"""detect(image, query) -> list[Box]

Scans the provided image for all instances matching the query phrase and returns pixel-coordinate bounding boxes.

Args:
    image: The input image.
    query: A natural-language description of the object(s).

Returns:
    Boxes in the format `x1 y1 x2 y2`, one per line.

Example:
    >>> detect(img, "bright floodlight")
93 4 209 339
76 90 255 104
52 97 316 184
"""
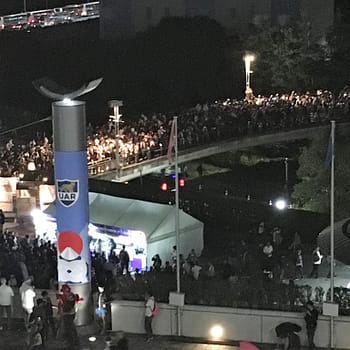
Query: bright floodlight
88 336 97 342
275 199 287 210
210 324 224 339
27 161 36 171
62 97 74 105
244 54 255 63
31 208 43 220
243 53 255 100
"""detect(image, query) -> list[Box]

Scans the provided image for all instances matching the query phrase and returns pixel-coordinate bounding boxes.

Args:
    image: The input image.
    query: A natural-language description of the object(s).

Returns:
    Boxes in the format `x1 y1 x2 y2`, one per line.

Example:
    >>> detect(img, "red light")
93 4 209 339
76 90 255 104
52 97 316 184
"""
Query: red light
160 182 168 191
179 179 185 187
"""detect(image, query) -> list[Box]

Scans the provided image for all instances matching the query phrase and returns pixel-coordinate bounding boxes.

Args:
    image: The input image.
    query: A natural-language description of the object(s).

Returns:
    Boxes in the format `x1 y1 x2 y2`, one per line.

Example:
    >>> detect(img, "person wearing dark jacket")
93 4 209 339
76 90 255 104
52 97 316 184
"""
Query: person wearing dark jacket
284 332 301 350
304 301 319 348
0 209 5 234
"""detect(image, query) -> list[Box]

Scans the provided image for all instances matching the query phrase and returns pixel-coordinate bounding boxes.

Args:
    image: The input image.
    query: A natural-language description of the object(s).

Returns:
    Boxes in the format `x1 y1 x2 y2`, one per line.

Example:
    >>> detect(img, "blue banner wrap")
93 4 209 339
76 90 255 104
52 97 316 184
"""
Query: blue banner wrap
55 151 90 285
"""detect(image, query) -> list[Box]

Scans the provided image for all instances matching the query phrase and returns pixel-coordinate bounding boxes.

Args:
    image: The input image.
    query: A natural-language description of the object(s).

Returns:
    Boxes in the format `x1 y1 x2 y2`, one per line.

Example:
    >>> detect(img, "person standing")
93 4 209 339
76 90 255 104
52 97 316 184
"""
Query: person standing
144 291 155 342
30 299 47 345
57 284 79 349
0 209 5 234
119 245 130 274
41 290 56 339
284 332 301 350
295 249 304 279
310 247 323 278
0 277 14 330
95 286 107 335
304 301 319 348
19 277 36 329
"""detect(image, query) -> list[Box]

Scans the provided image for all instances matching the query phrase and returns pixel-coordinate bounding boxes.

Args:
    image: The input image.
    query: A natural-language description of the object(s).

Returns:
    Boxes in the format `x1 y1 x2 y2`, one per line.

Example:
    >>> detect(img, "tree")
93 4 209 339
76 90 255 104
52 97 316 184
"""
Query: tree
292 128 350 220
243 20 326 93
325 20 350 91
105 16 233 112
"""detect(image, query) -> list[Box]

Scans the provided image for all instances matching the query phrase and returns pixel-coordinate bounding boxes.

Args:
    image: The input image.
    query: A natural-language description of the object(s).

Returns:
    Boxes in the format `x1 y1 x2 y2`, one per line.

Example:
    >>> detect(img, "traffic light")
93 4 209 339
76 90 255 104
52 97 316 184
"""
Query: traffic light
179 178 185 187
160 182 169 191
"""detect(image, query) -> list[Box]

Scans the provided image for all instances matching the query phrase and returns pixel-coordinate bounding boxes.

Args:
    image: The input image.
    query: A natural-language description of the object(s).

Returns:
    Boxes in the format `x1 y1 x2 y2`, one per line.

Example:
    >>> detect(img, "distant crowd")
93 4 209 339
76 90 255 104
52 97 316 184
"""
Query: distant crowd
1 87 350 178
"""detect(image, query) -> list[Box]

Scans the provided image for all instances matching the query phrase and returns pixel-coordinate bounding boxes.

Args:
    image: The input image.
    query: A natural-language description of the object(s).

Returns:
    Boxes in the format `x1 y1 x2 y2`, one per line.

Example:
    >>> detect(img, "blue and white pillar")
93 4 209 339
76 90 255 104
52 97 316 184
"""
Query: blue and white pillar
53 100 91 325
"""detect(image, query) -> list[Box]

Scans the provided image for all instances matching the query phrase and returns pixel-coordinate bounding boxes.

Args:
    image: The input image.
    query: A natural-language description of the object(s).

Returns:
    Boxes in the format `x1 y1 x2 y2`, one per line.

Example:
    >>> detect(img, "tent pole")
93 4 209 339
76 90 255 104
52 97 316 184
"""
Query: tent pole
174 116 181 337
330 120 335 348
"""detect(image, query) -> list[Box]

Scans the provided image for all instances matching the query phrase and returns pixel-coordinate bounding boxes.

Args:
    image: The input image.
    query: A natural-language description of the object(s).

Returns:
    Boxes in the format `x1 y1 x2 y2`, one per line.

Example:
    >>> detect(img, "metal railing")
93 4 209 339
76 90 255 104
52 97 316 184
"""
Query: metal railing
0 1 99 31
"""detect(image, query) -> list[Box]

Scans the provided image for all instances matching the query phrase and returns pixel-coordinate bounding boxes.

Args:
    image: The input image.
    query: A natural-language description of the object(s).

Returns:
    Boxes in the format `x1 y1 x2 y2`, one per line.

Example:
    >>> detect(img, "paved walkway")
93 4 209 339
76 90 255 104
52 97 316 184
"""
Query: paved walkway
0 329 243 350
0 326 343 350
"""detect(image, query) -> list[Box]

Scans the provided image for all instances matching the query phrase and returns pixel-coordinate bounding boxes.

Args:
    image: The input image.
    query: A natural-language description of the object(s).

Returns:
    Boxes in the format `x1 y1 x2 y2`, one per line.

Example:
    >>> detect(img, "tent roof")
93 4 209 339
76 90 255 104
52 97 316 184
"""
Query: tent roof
45 192 203 242
318 218 350 264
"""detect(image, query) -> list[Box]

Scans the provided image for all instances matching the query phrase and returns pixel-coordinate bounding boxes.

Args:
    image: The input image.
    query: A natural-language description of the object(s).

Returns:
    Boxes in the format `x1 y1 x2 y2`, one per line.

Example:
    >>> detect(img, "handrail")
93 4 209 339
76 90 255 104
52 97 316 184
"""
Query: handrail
0 1 100 31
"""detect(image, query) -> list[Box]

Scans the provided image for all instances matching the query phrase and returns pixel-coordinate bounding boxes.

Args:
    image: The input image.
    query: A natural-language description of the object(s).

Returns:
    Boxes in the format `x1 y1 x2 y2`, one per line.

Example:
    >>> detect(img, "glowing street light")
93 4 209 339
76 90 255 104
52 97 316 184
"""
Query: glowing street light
244 53 255 100
275 199 287 210
109 100 124 176
210 324 224 339
27 161 36 172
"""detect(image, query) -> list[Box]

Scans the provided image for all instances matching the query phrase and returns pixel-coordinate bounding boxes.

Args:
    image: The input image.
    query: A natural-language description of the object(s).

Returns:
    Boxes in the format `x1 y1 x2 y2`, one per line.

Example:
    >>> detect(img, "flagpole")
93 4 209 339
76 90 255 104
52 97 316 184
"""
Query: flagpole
330 120 335 348
173 116 181 336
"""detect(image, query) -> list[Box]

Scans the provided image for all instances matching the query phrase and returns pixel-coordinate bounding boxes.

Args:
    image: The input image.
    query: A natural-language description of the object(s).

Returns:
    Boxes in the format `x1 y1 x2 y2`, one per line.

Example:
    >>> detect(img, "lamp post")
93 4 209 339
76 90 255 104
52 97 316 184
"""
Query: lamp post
284 157 289 191
244 53 255 100
108 100 123 176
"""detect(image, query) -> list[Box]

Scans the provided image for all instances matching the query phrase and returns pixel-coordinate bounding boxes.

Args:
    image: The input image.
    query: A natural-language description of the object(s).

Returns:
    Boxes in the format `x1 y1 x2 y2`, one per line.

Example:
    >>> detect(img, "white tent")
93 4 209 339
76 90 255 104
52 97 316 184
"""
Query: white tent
45 192 204 266
318 218 350 265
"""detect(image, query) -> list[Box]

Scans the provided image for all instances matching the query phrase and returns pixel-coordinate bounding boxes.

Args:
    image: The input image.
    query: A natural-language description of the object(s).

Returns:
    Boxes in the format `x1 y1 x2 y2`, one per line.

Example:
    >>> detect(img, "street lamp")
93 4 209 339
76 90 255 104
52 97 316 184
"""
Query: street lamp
108 100 123 175
27 161 36 172
243 53 255 100
284 157 289 191
275 199 287 210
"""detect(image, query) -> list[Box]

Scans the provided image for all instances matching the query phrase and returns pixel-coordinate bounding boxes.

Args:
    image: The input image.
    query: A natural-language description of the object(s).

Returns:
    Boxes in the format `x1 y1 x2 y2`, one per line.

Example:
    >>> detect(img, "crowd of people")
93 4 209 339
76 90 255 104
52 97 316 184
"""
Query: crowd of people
0 88 350 348
1 87 350 178
0 212 348 349
109 223 336 314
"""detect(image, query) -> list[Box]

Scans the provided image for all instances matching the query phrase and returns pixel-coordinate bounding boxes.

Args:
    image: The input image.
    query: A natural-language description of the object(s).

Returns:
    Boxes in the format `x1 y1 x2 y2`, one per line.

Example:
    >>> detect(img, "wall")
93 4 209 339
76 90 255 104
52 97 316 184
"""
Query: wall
111 300 350 349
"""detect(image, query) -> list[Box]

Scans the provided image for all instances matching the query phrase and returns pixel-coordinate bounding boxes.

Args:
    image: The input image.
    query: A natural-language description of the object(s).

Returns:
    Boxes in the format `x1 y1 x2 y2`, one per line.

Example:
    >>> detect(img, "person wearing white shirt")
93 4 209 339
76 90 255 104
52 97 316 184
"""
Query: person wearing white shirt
263 242 274 258
192 262 202 280
0 277 14 329
144 291 155 342
310 247 323 278
19 278 36 328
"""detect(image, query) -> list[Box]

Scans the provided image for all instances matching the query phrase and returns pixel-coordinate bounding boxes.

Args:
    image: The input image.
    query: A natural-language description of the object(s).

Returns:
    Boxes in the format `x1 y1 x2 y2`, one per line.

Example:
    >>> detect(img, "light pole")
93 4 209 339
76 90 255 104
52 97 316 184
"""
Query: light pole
244 53 255 100
284 157 289 206
284 157 289 191
108 100 123 176
24 0 27 12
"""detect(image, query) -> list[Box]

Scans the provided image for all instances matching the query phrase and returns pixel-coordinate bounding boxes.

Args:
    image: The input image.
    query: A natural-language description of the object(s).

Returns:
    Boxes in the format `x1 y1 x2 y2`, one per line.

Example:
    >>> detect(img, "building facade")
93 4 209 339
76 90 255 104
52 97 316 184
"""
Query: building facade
100 0 334 39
